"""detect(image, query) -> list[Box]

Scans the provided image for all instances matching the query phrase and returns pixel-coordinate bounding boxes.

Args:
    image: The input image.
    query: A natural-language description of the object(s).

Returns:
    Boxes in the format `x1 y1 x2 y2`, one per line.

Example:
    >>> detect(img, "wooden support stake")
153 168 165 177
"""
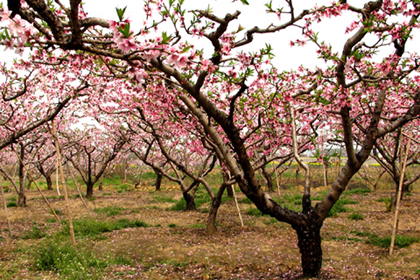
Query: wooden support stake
1 178 12 237
12 148 60 222
49 121 76 245
390 131 412 255
66 161 89 210
231 184 244 227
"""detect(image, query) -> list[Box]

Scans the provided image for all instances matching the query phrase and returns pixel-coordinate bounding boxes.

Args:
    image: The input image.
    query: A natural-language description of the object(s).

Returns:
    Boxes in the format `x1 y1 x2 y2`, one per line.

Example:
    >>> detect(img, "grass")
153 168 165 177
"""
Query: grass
168 223 177 227
33 238 131 279
328 198 358 217
345 188 372 195
348 213 364 220
376 197 392 211
61 218 149 238
246 207 266 217
6 201 17 207
350 231 419 248
367 234 419 248
153 195 177 203
188 223 206 229
93 206 125 216
21 225 47 240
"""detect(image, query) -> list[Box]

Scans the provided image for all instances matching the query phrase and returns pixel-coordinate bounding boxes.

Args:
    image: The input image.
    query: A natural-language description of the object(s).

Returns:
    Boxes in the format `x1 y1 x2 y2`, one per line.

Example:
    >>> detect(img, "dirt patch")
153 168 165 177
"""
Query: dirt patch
0 187 419 279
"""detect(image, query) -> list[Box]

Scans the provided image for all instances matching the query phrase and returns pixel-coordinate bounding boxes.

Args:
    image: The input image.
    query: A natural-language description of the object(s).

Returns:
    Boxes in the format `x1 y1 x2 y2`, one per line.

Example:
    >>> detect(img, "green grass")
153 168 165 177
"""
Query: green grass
246 207 267 217
61 218 149 238
376 197 392 211
345 188 372 195
168 198 186 211
93 206 125 216
102 192 112 196
348 213 364 220
328 198 358 217
51 208 62 215
6 201 17 207
33 238 131 279
153 195 177 203
168 223 177 228
21 225 47 240
239 197 253 204
188 223 206 229
367 234 419 248
331 236 363 242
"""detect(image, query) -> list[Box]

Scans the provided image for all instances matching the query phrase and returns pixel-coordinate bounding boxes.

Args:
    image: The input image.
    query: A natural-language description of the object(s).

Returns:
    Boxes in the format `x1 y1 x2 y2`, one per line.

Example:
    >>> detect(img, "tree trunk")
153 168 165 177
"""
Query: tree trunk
155 172 162 191
46 175 53 190
261 165 274 192
294 220 323 277
98 176 104 191
183 191 196 211
86 182 94 198
207 184 227 234
226 183 234 197
18 148 26 207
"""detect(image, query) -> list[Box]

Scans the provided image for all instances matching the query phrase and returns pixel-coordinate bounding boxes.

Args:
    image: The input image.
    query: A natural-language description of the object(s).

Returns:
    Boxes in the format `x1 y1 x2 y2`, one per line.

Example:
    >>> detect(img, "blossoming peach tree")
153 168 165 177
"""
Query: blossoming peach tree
2 0 420 276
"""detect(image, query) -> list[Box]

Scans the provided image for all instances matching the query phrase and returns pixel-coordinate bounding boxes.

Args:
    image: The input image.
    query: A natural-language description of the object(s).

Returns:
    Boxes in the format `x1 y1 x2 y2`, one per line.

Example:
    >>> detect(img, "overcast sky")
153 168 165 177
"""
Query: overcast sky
1 1 419 71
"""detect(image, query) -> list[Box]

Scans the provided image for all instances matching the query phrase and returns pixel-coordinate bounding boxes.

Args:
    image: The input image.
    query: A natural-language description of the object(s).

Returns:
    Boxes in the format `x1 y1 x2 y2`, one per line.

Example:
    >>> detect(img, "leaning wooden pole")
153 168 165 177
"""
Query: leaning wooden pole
48 121 76 245
0 179 12 237
12 148 60 222
389 132 412 255
275 164 281 197
231 184 244 227
66 161 89 210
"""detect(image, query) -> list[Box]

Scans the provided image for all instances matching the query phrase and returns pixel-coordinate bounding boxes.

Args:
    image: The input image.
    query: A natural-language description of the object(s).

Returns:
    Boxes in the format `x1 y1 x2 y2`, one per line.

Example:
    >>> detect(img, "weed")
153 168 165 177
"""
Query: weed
93 206 125 217
61 218 148 238
21 225 46 240
51 208 62 215
168 198 186 211
351 230 371 237
239 197 253 204
376 197 392 211
47 218 56 223
168 223 177 228
201 208 209 213
328 198 358 217
33 238 122 279
189 223 206 229
348 213 364 220
161 259 188 267
8 196 17 202
6 202 17 207
367 234 419 248
102 192 112 196
246 207 265 217
153 195 177 203
331 236 363 242
345 188 372 195
263 218 278 225
87 196 96 201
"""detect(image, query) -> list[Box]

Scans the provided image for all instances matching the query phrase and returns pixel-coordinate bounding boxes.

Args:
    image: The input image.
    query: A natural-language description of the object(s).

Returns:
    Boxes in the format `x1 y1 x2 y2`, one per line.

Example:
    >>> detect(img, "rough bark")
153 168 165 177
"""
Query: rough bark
207 183 227 234
261 165 274 192
183 191 196 211
153 167 163 191
86 181 94 198
294 218 323 277
45 174 53 190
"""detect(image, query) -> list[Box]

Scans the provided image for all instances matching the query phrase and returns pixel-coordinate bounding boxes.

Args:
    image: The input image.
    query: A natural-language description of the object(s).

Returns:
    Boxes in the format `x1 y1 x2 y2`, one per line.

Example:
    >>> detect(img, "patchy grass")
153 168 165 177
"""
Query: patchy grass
21 225 47 240
93 206 125 217
6 201 17 207
348 213 364 220
33 238 131 279
367 234 419 248
328 198 358 217
60 218 149 239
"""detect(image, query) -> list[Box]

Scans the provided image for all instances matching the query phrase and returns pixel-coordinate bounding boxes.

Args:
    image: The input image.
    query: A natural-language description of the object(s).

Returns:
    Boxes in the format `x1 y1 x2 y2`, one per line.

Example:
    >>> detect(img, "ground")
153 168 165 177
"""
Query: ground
0 180 419 279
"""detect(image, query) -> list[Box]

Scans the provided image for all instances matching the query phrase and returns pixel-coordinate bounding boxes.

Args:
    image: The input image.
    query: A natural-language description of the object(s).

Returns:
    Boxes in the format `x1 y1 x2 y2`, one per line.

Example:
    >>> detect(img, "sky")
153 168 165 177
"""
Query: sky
1 0 419 71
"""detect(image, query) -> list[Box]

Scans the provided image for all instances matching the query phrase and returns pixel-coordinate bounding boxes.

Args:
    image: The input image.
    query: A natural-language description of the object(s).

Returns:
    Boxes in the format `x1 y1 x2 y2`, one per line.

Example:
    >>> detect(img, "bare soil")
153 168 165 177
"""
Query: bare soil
0 183 419 279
